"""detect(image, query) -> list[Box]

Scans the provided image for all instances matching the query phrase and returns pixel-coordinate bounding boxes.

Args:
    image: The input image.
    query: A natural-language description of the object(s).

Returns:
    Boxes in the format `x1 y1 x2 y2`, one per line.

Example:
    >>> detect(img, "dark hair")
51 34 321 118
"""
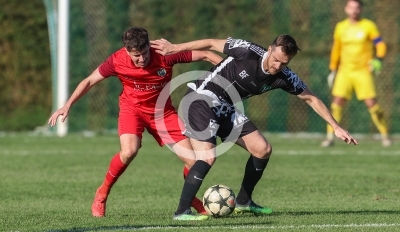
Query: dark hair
271 34 301 56
347 0 363 7
122 27 149 52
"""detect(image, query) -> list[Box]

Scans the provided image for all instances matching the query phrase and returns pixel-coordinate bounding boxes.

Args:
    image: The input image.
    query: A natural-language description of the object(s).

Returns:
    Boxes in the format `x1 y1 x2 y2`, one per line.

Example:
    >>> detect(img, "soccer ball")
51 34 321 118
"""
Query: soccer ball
202 184 236 217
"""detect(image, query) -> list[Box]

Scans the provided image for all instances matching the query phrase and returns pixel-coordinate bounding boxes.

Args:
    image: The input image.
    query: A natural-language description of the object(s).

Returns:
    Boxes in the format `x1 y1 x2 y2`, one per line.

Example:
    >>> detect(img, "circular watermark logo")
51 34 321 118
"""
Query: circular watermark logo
155 70 246 161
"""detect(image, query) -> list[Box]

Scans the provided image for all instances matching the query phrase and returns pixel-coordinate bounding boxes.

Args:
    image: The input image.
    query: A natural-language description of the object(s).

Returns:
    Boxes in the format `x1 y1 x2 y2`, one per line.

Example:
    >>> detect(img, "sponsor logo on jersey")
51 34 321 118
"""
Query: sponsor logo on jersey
357 31 365 39
259 84 272 93
241 94 253 101
229 39 251 49
157 68 167 77
239 70 249 79
132 81 167 92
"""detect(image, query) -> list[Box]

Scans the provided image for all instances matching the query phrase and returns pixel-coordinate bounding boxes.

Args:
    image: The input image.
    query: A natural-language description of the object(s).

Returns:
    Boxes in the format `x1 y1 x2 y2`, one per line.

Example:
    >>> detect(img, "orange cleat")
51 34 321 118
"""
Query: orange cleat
191 197 207 215
91 188 108 217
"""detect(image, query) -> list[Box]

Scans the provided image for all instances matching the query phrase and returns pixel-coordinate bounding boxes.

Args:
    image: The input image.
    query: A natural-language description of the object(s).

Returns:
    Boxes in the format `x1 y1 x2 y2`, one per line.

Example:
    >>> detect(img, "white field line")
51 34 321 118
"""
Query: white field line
110 223 400 231
273 150 400 156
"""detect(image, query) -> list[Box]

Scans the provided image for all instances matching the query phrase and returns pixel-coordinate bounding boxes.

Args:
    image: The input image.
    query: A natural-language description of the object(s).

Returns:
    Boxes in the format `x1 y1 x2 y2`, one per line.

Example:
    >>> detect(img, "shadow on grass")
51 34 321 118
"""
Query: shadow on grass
47 210 400 232
271 209 400 216
47 221 272 232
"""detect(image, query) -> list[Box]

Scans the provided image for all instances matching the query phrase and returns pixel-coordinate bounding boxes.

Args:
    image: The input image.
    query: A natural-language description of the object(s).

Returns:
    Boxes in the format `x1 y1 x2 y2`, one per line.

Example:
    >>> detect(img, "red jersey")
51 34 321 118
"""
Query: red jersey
98 47 192 113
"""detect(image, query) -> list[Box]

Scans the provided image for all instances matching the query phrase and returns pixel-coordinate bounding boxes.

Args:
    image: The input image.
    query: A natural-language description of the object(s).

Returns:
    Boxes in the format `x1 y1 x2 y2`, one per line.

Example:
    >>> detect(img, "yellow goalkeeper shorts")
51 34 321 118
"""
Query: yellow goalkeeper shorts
332 68 377 100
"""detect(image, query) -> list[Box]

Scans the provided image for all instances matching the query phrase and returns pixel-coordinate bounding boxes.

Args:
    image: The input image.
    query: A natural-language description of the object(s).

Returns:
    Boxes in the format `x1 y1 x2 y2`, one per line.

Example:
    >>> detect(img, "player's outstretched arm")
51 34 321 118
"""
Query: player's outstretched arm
151 38 226 55
47 68 105 127
192 50 223 65
297 88 358 145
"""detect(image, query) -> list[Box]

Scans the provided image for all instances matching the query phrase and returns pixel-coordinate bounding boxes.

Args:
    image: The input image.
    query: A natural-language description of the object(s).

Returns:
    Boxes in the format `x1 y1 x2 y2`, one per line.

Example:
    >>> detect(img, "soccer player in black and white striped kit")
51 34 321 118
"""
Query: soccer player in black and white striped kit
151 35 358 220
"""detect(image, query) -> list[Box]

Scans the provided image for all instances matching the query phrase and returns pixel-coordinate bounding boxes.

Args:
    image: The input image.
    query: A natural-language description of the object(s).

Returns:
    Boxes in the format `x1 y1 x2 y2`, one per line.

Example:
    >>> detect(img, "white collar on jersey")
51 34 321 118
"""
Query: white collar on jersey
261 51 270 74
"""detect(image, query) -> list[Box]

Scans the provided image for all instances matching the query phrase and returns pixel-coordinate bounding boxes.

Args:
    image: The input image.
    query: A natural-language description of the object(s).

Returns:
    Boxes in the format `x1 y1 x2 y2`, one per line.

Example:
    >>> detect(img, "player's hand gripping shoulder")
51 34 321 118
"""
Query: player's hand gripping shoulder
150 38 179 55
334 126 358 145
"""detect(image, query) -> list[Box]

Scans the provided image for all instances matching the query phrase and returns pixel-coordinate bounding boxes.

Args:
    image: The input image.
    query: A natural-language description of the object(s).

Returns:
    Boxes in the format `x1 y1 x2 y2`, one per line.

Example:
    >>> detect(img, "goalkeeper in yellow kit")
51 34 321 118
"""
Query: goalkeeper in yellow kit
321 0 391 147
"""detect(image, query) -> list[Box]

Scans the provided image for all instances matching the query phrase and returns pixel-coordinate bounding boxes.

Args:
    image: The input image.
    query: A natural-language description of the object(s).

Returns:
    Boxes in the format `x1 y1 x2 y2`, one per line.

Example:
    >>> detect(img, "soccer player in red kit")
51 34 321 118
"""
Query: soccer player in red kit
48 27 222 218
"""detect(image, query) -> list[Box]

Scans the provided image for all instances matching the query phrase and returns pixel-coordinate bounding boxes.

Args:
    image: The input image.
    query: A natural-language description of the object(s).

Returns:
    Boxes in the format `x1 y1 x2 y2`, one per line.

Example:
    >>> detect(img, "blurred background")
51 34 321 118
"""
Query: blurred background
0 0 399 136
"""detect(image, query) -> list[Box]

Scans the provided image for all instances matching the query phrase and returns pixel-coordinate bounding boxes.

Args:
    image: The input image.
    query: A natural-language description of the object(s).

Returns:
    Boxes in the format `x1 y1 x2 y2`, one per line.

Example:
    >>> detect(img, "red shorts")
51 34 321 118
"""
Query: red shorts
118 103 186 146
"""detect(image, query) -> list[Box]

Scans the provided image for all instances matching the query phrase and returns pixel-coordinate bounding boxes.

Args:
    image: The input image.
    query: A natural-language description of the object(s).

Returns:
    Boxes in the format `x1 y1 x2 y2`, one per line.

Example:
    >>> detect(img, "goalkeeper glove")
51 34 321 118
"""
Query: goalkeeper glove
327 71 336 89
370 58 383 75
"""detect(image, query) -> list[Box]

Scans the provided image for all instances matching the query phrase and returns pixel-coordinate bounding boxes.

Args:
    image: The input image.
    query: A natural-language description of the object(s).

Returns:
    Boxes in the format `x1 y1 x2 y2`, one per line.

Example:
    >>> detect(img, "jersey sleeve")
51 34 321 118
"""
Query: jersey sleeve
367 21 381 40
98 55 117 78
164 51 192 66
280 67 307 95
329 23 341 71
223 37 265 60
366 21 387 58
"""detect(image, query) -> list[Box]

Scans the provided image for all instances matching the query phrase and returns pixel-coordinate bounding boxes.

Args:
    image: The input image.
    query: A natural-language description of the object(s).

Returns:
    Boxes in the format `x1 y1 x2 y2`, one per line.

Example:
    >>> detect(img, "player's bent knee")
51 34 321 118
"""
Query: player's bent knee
119 148 139 164
253 143 272 159
203 157 216 166
182 159 195 169
195 152 216 166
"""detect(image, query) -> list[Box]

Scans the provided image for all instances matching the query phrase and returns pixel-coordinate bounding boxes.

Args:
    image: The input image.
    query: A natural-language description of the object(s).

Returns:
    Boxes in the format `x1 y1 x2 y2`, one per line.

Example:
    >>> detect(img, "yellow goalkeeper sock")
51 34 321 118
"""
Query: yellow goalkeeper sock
326 102 343 140
368 104 388 138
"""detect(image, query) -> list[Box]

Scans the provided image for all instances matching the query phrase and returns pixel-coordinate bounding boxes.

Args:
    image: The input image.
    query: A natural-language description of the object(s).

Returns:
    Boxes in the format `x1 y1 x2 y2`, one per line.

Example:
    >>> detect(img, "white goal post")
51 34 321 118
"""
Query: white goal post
56 0 69 137
43 0 69 137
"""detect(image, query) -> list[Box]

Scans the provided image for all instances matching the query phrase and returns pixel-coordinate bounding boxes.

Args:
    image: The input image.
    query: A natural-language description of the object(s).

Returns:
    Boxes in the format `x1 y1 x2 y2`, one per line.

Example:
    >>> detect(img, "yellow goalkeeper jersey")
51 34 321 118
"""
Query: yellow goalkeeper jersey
329 18 382 71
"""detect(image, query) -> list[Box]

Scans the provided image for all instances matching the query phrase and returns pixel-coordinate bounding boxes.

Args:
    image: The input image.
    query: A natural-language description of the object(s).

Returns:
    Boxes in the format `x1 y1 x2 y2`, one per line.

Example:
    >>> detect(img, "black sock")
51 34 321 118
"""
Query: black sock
176 160 211 215
236 155 269 205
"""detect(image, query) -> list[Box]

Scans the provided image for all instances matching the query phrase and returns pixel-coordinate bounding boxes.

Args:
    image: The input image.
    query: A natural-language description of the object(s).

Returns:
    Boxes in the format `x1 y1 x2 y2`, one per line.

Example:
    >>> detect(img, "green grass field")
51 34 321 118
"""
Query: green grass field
1 132 400 232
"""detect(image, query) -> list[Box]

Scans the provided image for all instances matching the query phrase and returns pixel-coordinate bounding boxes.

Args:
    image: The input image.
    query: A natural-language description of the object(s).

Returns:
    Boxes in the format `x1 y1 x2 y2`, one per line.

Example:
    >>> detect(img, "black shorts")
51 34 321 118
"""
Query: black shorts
180 93 257 144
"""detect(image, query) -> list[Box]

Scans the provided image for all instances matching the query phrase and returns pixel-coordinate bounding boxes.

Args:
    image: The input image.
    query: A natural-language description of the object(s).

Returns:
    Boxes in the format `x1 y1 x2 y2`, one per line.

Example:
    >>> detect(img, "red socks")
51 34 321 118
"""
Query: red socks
98 153 128 194
183 166 190 178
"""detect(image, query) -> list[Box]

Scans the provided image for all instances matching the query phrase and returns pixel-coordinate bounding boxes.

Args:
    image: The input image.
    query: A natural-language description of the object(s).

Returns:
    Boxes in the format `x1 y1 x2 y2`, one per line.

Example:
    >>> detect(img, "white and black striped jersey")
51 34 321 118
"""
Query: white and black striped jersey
188 37 307 104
